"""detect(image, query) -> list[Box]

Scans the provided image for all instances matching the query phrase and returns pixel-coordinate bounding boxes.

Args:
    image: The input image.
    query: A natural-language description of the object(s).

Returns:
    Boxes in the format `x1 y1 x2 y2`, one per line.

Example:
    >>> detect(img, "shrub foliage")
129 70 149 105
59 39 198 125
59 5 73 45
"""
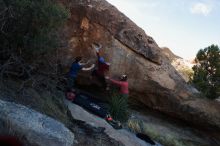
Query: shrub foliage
109 90 129 123
0 0 69 81
191 45 220 99
0 0 69 58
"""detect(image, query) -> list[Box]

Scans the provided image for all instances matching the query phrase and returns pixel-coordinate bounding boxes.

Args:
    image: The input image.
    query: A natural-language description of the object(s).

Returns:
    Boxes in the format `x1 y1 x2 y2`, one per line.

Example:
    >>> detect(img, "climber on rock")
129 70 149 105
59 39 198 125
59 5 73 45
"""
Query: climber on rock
67 56 95 89
91 43 110 90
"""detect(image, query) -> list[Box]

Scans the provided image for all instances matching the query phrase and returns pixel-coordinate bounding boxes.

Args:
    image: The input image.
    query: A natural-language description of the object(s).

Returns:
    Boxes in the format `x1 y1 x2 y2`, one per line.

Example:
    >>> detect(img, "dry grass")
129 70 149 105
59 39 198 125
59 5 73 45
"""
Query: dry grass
127 119 208 146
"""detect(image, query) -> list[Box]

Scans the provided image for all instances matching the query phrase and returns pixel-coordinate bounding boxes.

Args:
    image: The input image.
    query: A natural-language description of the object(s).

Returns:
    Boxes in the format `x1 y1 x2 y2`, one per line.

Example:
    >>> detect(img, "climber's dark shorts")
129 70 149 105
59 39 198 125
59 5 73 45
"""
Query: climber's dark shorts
91 70 107 88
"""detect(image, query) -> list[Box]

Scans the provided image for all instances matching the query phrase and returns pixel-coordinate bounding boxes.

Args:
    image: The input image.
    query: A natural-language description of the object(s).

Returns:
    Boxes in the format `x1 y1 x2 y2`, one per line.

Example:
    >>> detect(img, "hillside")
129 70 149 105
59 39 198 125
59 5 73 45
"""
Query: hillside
0 0 220 146
161 47 195 82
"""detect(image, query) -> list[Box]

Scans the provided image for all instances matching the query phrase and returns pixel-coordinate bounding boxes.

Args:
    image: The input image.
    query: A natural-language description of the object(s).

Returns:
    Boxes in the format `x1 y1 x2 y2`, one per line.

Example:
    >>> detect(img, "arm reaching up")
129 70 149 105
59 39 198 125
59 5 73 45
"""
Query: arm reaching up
92 43 102 57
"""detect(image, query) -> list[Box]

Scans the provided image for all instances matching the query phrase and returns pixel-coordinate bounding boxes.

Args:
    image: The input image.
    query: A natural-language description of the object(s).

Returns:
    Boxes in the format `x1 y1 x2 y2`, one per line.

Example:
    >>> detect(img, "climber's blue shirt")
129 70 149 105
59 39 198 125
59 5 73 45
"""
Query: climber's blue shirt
69 62 83 78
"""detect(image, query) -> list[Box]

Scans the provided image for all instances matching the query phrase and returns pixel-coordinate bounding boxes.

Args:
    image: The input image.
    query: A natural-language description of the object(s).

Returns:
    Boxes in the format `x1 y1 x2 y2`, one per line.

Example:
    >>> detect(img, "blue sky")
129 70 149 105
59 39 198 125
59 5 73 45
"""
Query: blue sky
106 0 220 59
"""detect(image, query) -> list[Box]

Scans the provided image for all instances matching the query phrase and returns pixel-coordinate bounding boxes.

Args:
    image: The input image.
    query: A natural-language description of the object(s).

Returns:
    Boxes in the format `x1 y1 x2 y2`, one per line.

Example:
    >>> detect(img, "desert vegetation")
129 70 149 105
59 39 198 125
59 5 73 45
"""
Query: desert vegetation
190 45 220 99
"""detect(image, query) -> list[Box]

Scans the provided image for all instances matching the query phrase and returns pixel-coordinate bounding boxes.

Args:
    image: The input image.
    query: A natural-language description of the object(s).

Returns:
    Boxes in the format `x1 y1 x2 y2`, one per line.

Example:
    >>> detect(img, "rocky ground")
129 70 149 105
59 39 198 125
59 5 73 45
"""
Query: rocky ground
128 109 220 146
1 77 220 146
65 100 160 146
0 78 123 146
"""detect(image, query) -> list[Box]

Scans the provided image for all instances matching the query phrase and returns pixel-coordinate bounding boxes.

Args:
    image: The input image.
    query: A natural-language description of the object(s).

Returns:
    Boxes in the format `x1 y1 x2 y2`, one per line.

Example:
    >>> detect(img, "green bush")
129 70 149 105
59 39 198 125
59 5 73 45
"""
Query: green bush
179 67 194 82
190 44 220 99
109 90 129 123
0 0 69 58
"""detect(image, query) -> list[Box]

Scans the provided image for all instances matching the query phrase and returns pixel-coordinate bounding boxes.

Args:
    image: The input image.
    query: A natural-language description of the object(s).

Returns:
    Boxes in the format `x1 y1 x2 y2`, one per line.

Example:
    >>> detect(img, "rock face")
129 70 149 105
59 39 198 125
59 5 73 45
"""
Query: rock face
0 100 76 146
58 0 220 130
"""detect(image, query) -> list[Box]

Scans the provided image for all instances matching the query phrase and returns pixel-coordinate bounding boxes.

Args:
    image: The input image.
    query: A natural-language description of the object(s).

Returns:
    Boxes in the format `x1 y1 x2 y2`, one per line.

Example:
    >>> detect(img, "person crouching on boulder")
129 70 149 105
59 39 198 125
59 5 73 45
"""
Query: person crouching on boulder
91 43 110 90
106 74 129 98
67 56 95 89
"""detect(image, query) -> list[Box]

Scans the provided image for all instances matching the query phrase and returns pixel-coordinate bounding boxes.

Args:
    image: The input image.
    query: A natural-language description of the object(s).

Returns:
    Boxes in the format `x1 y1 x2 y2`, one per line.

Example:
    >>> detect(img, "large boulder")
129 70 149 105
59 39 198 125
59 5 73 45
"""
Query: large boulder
0 99 76 146
57 0 220 130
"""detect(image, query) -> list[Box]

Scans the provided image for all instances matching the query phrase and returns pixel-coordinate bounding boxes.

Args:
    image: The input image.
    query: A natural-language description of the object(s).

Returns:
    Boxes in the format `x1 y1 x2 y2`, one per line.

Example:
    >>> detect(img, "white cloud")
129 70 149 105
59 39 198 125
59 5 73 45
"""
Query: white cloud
190 2 212 16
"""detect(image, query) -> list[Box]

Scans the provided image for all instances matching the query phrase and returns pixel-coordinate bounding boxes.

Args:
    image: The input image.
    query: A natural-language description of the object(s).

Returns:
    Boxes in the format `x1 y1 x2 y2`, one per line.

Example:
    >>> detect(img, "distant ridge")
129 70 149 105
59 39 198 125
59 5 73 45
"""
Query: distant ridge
161 47 181 61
